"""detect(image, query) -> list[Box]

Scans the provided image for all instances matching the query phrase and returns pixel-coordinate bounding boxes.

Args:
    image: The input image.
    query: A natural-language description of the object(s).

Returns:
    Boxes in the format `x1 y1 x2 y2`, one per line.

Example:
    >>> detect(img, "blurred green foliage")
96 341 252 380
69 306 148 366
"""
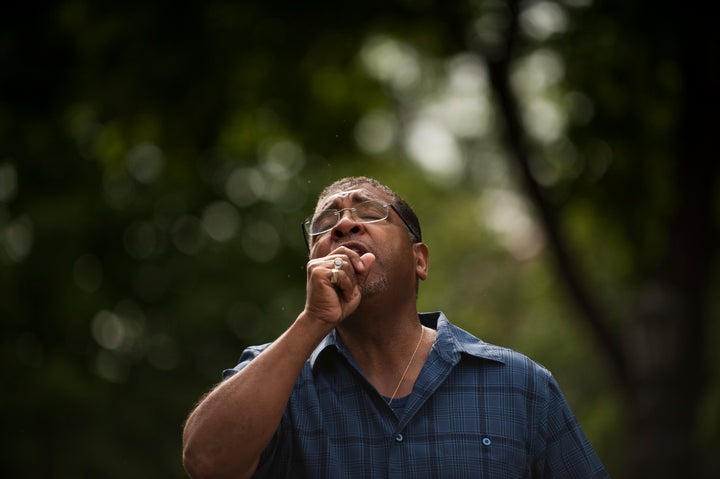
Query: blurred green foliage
1 1 718 478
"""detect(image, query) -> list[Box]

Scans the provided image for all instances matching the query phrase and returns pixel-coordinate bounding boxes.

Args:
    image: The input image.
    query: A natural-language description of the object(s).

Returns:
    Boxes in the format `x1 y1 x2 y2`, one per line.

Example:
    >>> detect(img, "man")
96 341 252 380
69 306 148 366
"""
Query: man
182 176 609 478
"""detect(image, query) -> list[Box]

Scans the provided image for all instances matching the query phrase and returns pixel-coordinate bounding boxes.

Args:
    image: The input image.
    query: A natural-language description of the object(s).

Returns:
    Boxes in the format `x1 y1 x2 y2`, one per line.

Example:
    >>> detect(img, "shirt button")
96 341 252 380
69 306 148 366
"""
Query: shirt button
482 437 492 446
395 433 404 442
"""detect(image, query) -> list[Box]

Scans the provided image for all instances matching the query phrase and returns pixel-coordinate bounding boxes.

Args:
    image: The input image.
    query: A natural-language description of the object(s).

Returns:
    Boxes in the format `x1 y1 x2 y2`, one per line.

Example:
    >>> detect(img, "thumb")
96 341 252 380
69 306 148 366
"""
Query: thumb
359 252 376 272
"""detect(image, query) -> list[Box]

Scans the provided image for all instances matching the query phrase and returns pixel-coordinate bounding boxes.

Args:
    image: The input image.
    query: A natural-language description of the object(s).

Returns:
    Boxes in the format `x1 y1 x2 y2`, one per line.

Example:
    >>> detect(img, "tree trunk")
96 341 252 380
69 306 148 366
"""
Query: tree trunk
625 289 707 478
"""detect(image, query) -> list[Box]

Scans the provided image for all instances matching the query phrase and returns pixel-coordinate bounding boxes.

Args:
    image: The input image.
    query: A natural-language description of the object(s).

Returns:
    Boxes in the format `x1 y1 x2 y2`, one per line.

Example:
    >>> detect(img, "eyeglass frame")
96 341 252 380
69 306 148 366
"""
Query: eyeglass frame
301 200 420 251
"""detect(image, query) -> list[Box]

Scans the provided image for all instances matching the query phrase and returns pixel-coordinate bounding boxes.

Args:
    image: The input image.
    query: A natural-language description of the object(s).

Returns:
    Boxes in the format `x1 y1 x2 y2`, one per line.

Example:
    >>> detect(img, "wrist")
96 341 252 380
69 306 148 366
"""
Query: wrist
295 310 337 338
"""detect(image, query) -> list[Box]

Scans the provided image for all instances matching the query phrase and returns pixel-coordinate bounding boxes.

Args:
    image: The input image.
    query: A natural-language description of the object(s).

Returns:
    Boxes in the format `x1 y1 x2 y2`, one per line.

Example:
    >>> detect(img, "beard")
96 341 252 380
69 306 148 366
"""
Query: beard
361 275 387 296
360 256 387 296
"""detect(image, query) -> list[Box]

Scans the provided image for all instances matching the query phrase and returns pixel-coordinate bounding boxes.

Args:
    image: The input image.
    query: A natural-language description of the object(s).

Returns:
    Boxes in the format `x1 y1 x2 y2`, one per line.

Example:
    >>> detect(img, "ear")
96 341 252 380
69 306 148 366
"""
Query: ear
412 242 429 281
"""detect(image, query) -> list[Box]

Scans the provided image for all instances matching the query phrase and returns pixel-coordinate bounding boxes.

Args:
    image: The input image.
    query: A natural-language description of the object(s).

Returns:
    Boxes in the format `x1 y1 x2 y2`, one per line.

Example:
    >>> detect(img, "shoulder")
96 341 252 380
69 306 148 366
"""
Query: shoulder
221 342 273 379
431 312 555 387
462 339 554 388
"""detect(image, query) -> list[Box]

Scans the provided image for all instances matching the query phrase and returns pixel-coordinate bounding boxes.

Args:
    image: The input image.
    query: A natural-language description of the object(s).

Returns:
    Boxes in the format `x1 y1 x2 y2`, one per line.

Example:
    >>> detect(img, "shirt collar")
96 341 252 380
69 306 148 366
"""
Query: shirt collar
421 311 505 365
308 311 505 369
309 329 341 368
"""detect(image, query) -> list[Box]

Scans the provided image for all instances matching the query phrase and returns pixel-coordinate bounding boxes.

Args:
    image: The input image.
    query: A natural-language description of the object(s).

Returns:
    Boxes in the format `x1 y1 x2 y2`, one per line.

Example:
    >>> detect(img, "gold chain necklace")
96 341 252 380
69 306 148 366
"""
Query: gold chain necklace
387 326 424 406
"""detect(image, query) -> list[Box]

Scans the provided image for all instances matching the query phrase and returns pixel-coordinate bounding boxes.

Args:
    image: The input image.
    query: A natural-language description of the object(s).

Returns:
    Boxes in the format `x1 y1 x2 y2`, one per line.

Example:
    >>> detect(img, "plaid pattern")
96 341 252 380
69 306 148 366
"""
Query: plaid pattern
224 312 609 478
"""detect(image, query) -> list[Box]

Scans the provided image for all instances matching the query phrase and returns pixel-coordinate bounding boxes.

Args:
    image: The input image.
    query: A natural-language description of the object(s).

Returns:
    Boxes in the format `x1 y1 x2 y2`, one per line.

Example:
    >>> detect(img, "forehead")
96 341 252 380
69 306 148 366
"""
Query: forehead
315 186 391 211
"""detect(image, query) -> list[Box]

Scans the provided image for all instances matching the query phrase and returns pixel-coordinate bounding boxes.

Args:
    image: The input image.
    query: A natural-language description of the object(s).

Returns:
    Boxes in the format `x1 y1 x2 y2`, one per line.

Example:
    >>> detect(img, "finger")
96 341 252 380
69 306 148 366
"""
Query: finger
358 252 375 273
327 246 365 271
306 258 341 289
304 258 363 321
324 252 376 294
308 254 360 303
333 269 360 303
338 252 375 286
309 257 353 297
328 266 340 286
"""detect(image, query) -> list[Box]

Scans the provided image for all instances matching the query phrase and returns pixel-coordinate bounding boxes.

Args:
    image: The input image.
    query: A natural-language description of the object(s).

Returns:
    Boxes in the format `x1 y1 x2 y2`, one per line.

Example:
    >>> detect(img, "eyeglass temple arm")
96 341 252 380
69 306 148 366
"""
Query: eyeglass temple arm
390 204 420 243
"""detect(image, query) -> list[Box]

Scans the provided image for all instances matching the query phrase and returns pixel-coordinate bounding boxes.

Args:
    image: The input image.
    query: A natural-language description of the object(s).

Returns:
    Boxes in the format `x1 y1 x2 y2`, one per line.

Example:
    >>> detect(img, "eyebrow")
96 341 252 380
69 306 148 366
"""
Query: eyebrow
318 192 374 211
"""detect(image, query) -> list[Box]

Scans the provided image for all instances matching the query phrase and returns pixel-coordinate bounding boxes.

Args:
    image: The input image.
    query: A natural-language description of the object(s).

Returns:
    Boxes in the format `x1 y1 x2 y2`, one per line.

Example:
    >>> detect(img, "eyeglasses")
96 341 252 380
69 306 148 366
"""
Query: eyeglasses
301 200 418 250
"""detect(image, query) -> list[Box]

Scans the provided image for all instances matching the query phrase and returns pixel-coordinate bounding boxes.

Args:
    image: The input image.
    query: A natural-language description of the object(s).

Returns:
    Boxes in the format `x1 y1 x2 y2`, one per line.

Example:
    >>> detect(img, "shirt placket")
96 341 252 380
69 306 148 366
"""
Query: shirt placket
386 349 456 478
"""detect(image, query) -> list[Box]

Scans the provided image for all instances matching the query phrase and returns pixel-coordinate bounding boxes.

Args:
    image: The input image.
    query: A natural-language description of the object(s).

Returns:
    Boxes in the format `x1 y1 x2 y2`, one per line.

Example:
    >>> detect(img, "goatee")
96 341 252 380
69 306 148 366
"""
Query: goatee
361 276 387 296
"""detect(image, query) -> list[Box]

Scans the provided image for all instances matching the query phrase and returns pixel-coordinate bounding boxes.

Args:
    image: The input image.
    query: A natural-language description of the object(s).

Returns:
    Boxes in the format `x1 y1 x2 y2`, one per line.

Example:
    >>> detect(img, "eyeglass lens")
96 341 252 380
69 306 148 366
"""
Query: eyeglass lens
308 201 389 236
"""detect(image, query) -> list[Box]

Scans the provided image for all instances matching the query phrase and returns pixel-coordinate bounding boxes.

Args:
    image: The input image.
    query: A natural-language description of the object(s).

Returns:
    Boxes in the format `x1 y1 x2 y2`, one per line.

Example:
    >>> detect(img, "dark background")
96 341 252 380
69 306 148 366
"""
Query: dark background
1 1 718 477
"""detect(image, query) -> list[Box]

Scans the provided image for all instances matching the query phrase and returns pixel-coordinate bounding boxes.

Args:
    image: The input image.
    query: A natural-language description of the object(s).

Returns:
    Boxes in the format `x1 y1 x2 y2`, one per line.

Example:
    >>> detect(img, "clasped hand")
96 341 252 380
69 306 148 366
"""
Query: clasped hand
303 246 376 326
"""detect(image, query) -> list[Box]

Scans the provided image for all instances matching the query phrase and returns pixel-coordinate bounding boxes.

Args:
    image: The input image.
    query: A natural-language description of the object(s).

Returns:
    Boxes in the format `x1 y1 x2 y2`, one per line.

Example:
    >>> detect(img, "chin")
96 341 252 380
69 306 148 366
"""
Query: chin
361 277 388 296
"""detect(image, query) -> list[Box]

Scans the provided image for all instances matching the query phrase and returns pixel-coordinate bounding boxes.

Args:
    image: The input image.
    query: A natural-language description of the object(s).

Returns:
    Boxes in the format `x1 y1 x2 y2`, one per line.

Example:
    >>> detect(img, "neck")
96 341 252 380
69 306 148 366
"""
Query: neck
337 303 419 354
336 310 435 399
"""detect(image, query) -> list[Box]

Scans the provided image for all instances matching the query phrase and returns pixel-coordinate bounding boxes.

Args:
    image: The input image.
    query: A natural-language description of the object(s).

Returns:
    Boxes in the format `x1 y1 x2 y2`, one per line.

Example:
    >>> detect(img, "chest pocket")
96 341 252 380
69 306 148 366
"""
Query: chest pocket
438 432 530 478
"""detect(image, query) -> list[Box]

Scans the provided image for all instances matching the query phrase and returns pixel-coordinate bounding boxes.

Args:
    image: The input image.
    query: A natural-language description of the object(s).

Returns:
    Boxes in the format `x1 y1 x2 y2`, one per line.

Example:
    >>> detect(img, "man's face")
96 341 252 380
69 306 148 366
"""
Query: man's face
308 185 416 297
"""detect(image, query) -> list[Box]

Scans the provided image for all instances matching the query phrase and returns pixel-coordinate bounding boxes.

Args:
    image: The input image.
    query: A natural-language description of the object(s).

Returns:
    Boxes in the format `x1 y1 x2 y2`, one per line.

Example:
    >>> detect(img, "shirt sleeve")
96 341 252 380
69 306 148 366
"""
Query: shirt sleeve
536 373 610 478
221 343 271 380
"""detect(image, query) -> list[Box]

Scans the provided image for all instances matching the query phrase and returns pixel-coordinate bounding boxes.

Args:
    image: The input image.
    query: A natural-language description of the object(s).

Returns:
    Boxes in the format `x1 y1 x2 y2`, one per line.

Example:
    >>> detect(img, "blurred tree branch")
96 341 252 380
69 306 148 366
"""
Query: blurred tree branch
472 0 628 386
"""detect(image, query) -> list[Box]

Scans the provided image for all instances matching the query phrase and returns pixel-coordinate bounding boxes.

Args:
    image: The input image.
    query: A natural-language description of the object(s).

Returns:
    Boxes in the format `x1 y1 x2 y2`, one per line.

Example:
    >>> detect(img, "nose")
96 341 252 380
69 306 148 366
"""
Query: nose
331 209 364 240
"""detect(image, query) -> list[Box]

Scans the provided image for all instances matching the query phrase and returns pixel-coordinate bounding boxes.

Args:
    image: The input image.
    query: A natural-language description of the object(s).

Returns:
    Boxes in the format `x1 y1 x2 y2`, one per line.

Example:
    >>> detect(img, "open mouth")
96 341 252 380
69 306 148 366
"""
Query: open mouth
338 241 370 256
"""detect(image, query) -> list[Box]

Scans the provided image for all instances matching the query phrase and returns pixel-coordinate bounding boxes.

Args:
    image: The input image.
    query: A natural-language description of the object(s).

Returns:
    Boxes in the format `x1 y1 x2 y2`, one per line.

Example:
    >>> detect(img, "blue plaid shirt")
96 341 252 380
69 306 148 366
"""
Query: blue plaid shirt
224 312 609 478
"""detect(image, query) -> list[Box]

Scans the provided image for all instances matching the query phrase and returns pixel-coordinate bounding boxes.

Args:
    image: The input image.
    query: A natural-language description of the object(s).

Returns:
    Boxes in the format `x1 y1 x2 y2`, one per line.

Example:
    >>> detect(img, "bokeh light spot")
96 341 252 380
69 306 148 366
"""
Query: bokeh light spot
226 167 265 207
127 142 164 184
260 139 305 181
520 1 568 41
405 118 463 186
202 201 241 242
3 215 34 262
241 220 280 262
355 110 397 154
477 188 545 260
360 35 421 91
91 310 127 350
